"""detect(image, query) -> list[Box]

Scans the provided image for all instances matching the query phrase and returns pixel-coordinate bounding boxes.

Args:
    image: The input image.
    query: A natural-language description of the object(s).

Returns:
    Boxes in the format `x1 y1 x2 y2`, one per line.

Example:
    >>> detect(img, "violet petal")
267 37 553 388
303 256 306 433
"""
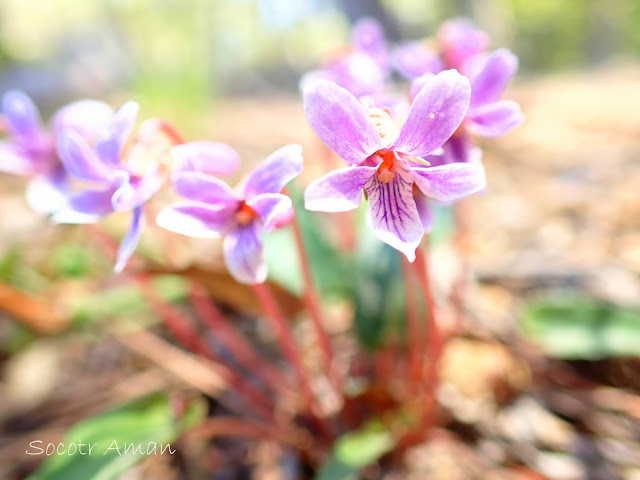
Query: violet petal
468 100 524 138
391 69 470 158
303 79 383 165
245 193 292 231
114 205 144 273
223 222 267 285
364 160 423 261
304 165 377 212
242 144 303 197
156 202 236 238
411 161 486 202
172 141 240 176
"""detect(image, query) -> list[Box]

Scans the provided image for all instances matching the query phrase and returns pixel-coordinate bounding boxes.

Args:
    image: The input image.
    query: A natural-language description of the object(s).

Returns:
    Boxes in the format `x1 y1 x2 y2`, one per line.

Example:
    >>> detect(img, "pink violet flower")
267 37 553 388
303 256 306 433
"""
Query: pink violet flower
302 70 486 261
437 18 489 72
156 145 303 284
300 18 389 98
0 90 113 213
412 48 524 164
54 101 239 272
393 41 443 80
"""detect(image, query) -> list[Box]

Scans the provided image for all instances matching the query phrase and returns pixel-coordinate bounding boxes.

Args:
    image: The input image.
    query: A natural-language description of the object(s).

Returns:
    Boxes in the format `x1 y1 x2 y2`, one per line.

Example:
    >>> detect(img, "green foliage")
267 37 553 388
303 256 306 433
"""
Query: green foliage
352 236 405 351
316 424 394 480
72 275 189 326
264 185 353 298
521 295 640 359
49 245 96 278
27 394 205 480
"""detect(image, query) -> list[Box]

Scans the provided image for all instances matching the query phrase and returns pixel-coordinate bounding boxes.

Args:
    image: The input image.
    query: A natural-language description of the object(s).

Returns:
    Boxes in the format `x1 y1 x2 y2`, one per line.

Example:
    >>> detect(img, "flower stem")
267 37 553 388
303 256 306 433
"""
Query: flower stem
136 275 275 420
188 281 293 395
401 254 421 389
251 282 316 407
414 239 444 432
284 188 338 389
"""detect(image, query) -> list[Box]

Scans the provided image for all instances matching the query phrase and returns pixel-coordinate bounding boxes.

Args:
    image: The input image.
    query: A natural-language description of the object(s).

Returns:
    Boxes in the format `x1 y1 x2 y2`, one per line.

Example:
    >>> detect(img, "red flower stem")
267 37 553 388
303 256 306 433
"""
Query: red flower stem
401 254 422 389
283 189 339 390
414 240 444 432
136 276 275 420
188 281 293 395
250 283 316 406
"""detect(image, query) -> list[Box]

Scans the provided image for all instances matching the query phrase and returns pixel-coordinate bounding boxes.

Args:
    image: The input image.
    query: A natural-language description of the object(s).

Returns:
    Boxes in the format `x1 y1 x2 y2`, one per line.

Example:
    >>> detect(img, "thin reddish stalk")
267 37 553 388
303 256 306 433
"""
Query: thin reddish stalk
414 240 444 432
284 188 338 389
137 276 275 420
401 255 422 388
251 282 335 442
188 281 292 394
251 283 315 405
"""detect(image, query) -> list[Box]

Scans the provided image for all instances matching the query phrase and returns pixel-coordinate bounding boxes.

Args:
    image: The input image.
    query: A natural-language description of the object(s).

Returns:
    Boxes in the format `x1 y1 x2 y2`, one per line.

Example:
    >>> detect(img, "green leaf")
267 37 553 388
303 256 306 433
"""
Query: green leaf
264 184 353 298
27 394 205 480
316 424 394 480
521 296 640 359
72 275 189 325
352 236 405 350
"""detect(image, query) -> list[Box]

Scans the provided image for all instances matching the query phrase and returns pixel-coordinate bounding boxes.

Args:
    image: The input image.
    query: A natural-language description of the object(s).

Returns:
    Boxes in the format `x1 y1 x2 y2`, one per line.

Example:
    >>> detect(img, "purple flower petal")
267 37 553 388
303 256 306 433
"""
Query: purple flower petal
394 43 443 80
364 160 423 261
468 100 524 138
171 141 240 176
441 133 473 164
409 73 434 100
304 165 377 212
245 193 292 231
242 144 303 197
2 90 42 138
156 202 236 238
469 49 518 108
53 187 116 223
438 18 489 70
173 171 240 205
413 191 434 232
95 101 139 165
223 222 267 284
111 170 163 211
0 141 36 175
114 205 144 273
391 69 470 158
411 161 486 203
52 100 114 142
352 18 389 71
25 167 68 214
57 130 114 183
303 79 383 165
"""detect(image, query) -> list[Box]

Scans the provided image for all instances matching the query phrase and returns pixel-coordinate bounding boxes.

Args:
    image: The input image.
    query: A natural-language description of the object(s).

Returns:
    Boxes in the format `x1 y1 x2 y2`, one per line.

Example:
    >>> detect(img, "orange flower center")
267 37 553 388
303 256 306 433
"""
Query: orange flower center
236 201 258 225
375 150 396 183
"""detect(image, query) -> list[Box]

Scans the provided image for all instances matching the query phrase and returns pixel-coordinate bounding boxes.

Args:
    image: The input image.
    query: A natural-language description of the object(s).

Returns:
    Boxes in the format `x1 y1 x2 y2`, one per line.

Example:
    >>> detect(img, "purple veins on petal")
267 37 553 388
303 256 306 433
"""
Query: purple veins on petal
364 159 423 262
304 165 378 212
242 144 303 197
223 222 267 285
171 141 240 176
114 205 144 273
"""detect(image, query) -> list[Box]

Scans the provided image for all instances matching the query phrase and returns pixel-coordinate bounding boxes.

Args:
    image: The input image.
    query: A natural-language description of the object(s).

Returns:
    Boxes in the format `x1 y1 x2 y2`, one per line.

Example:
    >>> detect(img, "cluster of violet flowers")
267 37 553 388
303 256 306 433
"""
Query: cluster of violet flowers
0 17 522 283
301 17 523 260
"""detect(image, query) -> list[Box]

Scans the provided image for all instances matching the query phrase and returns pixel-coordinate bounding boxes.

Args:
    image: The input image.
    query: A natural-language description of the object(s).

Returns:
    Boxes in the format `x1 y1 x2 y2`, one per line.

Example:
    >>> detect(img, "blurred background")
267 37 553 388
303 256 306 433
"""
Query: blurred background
1 1 640 479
